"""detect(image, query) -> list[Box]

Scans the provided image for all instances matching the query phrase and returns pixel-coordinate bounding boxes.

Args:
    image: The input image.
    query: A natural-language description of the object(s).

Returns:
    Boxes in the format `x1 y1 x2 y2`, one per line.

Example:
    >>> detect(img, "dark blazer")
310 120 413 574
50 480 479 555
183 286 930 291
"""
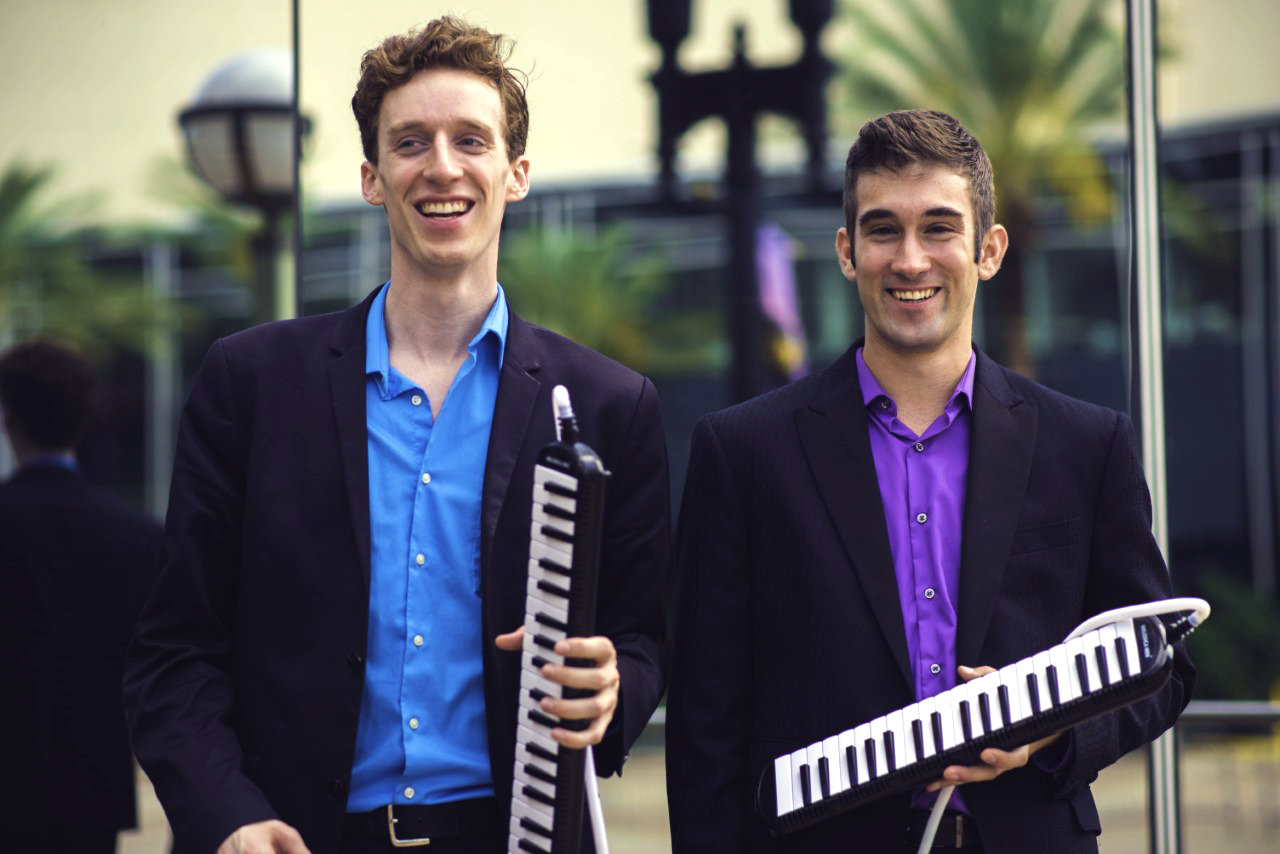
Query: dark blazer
0 464 161 833
666 344 1194 854
125 289 670 854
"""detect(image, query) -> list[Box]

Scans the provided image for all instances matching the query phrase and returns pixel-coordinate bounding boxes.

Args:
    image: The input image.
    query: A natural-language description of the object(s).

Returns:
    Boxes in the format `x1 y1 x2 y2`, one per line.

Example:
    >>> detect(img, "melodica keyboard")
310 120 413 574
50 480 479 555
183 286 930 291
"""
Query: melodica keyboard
509 387 609 854
758 613 1180 836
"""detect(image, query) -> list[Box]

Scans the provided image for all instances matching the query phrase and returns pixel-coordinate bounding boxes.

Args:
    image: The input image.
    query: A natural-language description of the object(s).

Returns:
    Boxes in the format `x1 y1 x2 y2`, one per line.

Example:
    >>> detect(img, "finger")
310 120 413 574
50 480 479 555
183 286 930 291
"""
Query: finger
554 635 617 664
957 664 996 682
542 690 615 723
541 660 618 693
553 712 612 748
977 745 1030 771
494 626 525 651
272 823 311 854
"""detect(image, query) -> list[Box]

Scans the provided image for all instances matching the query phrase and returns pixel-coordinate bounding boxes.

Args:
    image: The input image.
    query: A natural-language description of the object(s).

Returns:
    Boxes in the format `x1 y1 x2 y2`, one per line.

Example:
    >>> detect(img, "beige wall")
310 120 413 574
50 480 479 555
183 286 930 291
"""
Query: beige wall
1 0 1275 226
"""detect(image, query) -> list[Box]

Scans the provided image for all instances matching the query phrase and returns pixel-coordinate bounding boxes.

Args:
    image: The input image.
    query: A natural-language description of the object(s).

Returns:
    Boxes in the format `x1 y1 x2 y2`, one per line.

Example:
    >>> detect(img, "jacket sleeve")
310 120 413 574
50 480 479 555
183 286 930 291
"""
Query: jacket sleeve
665 416 755 852
591 375 672 775
1039 411 1196 798
124 339 278 854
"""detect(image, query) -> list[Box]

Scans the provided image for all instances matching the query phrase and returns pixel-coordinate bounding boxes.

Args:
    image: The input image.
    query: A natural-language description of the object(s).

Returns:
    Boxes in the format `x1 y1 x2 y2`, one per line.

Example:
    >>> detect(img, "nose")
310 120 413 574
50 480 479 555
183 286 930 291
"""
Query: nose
424 136 463 183
891 233 930 278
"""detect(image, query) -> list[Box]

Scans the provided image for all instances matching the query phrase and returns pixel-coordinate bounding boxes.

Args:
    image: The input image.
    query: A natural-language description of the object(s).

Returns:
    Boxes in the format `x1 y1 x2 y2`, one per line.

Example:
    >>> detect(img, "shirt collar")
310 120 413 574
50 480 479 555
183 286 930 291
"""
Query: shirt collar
856 346 976 416
364 280 510 389
20 453 78 473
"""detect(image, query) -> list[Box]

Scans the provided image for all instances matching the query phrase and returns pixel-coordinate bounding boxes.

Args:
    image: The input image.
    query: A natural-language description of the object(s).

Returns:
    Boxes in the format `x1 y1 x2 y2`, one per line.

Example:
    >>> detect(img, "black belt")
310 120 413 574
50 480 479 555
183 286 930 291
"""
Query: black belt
346 797 500 848
906 810 982 850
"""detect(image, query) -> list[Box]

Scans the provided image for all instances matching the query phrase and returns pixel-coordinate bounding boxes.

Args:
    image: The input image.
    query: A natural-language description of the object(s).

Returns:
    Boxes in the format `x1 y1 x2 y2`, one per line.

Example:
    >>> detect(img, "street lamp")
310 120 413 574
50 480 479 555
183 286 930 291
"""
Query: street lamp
178 47 311 325
648 0 833 403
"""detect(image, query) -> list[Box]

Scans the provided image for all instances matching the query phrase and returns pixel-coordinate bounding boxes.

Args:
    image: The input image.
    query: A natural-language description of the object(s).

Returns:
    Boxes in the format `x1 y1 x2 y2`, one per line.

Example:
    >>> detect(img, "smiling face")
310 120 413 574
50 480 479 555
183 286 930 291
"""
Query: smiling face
360 68 530 283
836 164 1006 363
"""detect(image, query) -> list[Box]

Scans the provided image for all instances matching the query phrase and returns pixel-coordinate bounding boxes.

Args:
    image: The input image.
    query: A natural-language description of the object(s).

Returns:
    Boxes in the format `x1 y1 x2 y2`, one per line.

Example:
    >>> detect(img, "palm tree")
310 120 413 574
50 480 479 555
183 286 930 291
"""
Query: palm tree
835 0 1126 374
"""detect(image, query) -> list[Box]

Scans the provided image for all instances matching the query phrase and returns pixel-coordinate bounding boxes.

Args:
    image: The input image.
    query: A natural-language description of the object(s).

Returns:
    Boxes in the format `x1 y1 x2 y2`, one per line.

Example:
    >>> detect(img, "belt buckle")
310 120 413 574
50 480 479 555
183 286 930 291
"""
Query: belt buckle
387 805 431 848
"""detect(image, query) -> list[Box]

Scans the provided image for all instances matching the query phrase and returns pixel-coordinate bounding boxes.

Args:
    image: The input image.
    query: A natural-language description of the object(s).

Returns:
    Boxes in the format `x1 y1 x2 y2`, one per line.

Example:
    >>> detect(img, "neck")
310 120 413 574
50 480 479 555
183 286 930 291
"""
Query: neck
384 267 498 362
861 336 972 434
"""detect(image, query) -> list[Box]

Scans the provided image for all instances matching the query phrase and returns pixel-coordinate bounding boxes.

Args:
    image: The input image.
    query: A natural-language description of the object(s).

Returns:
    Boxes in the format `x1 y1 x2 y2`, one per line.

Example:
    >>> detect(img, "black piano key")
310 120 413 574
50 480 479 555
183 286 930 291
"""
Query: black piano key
528 687 550 703
978 692 993 731
912 719 925 758
543 481 576 498
519 816 554 839
531 655 550 669
1095 645 1111 686
518 838 552 854
959 700 973 741
1027 673 1041 715
1047 665 1061 706
535 612 569 632
524 763 556 784
526 742 557 763
883 731 896 773
1075 653 1091 693
817 756 831 797
542 503 575 520
799 764 812 806
532 633 558 651
540 525 573 544
528 709 560 729
536 579 571 598
845 744 858 786
1115 637 1131 679
864 738 877 778
537 557 571 576
523 785 555 807
998 684 1012 724
930 712 944 753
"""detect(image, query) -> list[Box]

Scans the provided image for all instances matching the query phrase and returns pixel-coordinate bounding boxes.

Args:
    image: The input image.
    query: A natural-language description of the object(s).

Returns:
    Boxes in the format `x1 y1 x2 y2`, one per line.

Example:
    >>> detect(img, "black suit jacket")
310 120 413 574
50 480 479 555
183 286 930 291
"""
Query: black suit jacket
0 464 161 832
125 289 670 854
666 345 1194 853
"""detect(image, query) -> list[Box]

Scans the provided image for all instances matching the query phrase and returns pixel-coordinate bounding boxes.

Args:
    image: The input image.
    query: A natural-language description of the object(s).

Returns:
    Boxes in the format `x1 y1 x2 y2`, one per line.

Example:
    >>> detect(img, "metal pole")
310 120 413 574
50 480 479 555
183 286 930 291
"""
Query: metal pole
1125 0 1180 851
144 239 178 520
290 0 302 319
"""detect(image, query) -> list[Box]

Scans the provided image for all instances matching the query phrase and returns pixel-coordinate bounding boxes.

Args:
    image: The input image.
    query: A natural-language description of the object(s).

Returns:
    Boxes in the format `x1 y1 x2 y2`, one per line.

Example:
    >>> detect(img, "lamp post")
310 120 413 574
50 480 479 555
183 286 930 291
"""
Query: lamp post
178 47 310 325
648 0 833 403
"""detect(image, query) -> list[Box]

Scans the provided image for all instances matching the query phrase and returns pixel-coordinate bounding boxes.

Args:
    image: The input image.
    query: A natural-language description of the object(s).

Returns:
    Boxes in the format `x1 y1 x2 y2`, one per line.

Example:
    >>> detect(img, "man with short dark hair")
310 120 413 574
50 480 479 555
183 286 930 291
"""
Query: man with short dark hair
126 18 669 854
0 338 162 854
665 109 1194 853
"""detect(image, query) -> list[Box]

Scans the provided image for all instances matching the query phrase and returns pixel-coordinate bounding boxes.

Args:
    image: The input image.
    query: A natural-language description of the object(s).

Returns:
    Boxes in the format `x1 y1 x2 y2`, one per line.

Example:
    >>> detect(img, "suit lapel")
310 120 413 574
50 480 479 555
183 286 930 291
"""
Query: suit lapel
329 288 380 591
480 311 541 575
956 351 1038 667
795 347 913 691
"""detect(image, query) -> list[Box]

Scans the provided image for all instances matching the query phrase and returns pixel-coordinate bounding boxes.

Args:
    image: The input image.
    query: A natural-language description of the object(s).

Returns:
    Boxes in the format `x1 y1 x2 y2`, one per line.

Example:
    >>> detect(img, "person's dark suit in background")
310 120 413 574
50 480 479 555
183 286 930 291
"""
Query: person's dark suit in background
0 339 162 854
665 110 1194 853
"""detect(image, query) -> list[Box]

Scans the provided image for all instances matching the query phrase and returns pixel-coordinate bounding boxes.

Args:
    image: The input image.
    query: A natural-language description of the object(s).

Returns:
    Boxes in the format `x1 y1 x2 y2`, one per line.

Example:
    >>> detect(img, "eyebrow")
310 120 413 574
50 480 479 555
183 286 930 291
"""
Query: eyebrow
385 118 497 138
858 206 966 227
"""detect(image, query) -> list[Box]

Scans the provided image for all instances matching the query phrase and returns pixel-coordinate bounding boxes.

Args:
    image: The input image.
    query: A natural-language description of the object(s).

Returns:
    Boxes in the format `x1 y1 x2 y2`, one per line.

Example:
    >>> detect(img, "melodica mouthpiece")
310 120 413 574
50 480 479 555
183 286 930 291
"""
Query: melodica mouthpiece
553 385 579 444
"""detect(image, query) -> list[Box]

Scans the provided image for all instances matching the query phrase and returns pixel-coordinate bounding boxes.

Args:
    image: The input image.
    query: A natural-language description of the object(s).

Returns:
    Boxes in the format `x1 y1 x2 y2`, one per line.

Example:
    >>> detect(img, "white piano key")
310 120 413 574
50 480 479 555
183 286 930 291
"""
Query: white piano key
1115 618 1141 679
973 673 1001 732
522 646 565 674
822 735 845 794
900 703 922 766
534 465 578 492
805 743 825 802
525 582 571 626
517 723 560 759
514 761 557 801
524 612 566 645
916 697 938 758
1079 629 1104 694
868 717 888 777
530 523 573 559
1097 623 1120 686
521 667 564 702
529 557 574 591
884 710 906 771
932 692 959 751
511 795 556 833
998 662 1023 724
1064 637 1088 699
789 747 809 808
533 482 576 513
1031 650 1055 710
520 708 559 745
1049 643 1076 704
851 723 872 784
774 753 794 815
532 503 575 538
951 680 979 740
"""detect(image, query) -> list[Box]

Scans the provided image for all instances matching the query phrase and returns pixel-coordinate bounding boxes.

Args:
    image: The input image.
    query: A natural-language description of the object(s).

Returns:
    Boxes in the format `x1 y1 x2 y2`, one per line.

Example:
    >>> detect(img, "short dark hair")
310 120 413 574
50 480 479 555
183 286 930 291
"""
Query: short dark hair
352 16 529 164
843 109 996 261
0 339 97 451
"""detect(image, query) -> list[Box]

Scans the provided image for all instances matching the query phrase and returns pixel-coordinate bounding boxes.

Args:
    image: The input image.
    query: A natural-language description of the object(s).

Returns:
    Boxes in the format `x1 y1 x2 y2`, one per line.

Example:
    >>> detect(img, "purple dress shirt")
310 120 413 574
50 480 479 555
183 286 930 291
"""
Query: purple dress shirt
857 347 975 812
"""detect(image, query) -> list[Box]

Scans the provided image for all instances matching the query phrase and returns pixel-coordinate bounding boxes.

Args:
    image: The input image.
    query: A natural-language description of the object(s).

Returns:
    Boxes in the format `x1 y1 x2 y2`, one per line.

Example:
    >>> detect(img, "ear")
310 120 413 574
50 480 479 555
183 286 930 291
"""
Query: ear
835 227 856 281
360 161 383 207
977 224 1009 281
506 155 531 203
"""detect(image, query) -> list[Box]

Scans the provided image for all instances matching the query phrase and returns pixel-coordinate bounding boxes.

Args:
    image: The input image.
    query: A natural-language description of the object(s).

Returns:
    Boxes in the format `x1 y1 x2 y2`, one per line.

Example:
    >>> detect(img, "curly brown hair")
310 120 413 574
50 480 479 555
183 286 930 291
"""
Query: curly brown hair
352 17 529 164
843 109 996 262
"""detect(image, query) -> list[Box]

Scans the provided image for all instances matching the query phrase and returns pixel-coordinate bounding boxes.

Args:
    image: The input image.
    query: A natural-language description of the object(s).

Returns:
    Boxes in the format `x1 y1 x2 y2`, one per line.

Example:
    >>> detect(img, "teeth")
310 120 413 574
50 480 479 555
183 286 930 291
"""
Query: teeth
893 289 936 302
416 200 470 215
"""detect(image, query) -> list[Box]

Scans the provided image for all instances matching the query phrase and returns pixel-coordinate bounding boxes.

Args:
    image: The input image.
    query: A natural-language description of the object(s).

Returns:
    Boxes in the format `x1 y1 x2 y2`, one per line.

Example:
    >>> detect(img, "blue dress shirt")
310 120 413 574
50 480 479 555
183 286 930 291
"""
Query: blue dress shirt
347 281 507 810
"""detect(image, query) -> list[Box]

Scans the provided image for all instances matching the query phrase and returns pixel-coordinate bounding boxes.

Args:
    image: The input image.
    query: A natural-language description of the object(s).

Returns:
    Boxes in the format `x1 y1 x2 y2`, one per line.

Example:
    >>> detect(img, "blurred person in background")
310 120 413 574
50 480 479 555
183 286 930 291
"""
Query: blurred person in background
0 338 162 854
124 16 669 854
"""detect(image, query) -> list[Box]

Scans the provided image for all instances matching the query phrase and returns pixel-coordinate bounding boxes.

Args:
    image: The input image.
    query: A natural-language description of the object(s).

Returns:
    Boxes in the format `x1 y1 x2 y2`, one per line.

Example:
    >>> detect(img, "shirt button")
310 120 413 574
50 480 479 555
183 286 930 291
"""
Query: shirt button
413 635 424 647
880 400 891 409
916 513 928 524
411 394 423 406
914 442 925 452
421 472 431 484
404 787 415 799
930 663 942 675
924 588 936 600
415 553 425 566
409 717 420 730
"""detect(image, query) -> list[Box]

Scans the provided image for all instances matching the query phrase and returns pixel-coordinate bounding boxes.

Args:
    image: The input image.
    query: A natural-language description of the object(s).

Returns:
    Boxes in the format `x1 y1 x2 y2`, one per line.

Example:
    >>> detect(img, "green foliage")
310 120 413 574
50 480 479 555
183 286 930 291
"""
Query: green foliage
498 225 720 374
1189 572 1280 701
0 160 181 359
